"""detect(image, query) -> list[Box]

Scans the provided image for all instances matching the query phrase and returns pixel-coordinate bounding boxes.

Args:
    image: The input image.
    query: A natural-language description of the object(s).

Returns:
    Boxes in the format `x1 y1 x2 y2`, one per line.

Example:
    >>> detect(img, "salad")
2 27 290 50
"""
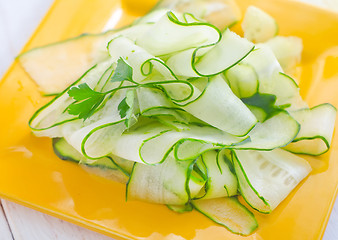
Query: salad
19 0 336 236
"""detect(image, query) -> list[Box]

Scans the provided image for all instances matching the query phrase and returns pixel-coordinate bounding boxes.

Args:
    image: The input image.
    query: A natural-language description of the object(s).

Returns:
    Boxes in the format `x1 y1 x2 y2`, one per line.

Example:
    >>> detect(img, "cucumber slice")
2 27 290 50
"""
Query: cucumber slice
284 103 337 155
60 87 128 160
192 197 258 236
52 138 130 183
265 36 303 72
202 0 242 29
29 60 114 138
136 87 192 124
111 119 246 165
107 36 166 83
200 150 238 199
166 29 254 77
182 75 257 136
53 137 84 163
224 63 259 98
167 203 193 213
173 0 241 30
271 72 300 107
53 137 133 173
137 87 177 113
126 155 202 205
18 24 151 94
242 45 282 82
235 111 300 150
242 6 278 43
193 29 255 76
135 9 169 24
242 47 305 109
136 11 220 56
233 148 311 213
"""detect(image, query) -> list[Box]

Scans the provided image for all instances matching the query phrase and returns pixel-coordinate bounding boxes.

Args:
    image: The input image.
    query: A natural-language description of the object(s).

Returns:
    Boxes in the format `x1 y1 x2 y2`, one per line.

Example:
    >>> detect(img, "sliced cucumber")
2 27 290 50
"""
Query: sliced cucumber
52 138 130 183
284 103 337 155
18 24 151 94
233 148 311 213
107 36 165 83
182 75 257 136
137 0 241 30
202 0 242 30
193 29 254 76
173 0 241 30
242 46 305 109
192 197 258 236
29 60 114 138
53 137 133 173
265 36 303 72
111 119 246 165
136 11 220 56
53 137 82 163
242 6 278 43
242 45 282 82
167 203 193 213
200 150 238 199
126 155 203 205
166 29 254 77
25 4 338 236
224 63 259 98
234 111 300 150
135 9 169 24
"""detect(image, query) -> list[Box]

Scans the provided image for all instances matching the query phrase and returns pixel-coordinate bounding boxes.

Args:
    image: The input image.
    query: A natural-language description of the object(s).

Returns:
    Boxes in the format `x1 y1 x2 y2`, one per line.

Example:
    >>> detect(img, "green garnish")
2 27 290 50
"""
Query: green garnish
111 57 133 83
118 90 138 128
67 57 134 121
67 83 105 120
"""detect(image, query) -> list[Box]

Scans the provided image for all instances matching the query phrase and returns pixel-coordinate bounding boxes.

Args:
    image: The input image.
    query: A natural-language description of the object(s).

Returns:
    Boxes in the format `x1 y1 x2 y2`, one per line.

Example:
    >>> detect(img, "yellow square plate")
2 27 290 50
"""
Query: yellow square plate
0 0 337 239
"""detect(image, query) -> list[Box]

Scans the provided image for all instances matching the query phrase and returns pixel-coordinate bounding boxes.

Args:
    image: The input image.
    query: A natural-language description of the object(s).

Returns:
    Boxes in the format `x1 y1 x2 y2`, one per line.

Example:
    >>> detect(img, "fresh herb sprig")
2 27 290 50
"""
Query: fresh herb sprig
67 83 106 120
66 57 195 124
67 57 134 121
118 90 138 128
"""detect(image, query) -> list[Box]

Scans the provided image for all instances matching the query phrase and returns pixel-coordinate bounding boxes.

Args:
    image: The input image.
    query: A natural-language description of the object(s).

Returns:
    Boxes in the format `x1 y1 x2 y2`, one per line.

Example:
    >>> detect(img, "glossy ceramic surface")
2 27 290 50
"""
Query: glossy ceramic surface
0 0 337 239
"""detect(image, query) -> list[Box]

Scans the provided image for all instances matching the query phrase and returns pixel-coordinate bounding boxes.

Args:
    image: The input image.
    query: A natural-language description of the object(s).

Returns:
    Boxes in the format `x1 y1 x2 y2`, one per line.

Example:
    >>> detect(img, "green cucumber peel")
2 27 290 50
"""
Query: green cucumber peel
241 92 289 122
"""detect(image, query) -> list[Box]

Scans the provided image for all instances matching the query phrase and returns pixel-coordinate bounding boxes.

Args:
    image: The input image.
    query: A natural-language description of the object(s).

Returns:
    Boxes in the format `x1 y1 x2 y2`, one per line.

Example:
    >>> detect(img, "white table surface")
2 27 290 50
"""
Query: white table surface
0 0 337 239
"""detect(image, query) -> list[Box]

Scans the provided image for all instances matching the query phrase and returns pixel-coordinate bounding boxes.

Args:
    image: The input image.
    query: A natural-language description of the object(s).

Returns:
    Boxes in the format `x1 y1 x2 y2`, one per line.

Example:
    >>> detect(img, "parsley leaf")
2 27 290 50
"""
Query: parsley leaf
241 92 287 122
111 57 133 83
118 90 138 128
66 58 135 121
118 97 130 118
67 83 105 120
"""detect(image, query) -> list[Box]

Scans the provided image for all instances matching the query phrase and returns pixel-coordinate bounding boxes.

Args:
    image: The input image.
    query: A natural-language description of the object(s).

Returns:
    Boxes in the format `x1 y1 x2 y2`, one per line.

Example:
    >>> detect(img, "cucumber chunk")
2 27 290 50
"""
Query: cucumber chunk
242 6 278 43
175 0 241 30
265 36 303 72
